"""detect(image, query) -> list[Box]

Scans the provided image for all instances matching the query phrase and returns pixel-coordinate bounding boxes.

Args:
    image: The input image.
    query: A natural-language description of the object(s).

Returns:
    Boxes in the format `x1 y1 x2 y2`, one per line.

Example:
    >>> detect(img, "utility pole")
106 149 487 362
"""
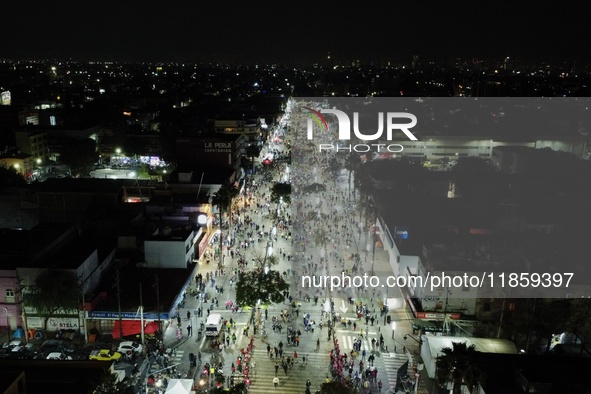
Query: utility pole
140 282 145 345
116 268 123 339
79 274 88 344
154 275 161 333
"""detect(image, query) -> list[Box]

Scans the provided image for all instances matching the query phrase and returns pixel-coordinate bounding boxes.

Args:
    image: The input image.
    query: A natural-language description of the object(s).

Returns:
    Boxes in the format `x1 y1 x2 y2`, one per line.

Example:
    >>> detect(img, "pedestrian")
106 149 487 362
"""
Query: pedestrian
187 325 192 336
353 322 357 331
267 343 271 355
275 361 279 374
187 311 191 320
273 375 279 388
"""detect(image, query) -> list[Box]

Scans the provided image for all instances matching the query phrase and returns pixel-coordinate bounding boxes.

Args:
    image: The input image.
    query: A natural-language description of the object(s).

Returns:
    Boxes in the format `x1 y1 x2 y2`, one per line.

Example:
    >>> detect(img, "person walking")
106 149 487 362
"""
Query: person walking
275 361 279 374
273 375 279 388
187 325 192 337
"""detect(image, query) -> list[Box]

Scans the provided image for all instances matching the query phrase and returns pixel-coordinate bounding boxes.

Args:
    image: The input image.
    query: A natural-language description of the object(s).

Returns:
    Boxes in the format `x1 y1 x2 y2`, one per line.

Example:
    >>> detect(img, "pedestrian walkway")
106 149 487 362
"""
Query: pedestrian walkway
381 352 407 393
148 349 185 375
336 331 382 351
248 349 330 393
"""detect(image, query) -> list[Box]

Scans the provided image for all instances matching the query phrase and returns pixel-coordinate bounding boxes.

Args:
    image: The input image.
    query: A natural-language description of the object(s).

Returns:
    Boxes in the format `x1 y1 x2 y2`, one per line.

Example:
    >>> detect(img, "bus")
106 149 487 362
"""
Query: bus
205 313 223 337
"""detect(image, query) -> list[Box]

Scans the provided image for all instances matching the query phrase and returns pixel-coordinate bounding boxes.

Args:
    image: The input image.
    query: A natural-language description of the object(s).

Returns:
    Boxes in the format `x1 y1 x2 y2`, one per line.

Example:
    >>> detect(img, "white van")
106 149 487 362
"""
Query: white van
205 313 223 337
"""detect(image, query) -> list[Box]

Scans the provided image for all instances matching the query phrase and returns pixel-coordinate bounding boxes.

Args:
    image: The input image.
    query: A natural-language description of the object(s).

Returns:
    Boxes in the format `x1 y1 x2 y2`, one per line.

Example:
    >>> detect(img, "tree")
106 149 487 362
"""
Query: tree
245 144 260 175
211 181 239 266
451 157 498 199
211 181 239 229
24 269 83 331
270 182 291 205
344 153 362 197
235 270 289 308
0 166 26 189
435 341 484 394
211 383 248 394
90 371 134 394
318 381 355 394
59 137 99 177
251 249 279 270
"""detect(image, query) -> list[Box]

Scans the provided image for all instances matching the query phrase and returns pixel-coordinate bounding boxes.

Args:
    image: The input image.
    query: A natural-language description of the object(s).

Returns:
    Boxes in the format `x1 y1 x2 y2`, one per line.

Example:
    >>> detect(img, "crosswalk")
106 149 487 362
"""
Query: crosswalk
335 331 381 351
247 349 330 393
148 349 185 374
381 352 408 393
199 323 251 351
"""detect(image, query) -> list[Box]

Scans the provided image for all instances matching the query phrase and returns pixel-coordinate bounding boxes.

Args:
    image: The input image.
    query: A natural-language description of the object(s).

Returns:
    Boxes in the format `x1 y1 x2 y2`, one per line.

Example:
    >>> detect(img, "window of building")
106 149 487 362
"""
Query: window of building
5 288 15 302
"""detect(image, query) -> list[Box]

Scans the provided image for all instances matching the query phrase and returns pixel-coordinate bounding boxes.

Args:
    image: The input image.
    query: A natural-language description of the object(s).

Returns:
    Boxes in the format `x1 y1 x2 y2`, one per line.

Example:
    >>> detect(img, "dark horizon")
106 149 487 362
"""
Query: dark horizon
2 0 590 65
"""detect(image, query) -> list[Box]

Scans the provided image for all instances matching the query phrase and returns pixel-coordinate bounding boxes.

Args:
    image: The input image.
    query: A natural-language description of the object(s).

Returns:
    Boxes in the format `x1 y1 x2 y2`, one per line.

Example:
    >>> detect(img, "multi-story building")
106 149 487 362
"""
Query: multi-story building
212 114 262 143
0 269 21 335
0 150 33 177
176 133 247 174
14 130 50 162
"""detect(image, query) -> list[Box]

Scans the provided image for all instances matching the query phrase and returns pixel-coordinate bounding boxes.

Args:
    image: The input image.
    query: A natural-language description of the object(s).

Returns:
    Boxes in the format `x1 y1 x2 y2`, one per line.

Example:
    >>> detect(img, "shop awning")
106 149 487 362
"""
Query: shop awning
112 320 142 339
144 321 160 334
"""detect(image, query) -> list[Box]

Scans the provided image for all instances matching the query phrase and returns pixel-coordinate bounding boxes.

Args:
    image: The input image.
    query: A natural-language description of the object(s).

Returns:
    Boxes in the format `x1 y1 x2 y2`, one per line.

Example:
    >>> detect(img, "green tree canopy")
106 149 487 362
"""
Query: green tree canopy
90 371 135 394
345 153 362 192
235 270 289 308
271 182 291 205
435 341 484 394
0 166 27 189
318 380 355 394
251 249 279 269
58 137 99 177
25 269 83 330
451 156 498 199
212 181 239 216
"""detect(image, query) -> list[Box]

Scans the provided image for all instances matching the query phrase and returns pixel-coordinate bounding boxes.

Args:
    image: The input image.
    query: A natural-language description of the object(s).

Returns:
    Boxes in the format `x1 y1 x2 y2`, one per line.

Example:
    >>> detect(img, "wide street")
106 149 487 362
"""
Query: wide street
150 102 425 393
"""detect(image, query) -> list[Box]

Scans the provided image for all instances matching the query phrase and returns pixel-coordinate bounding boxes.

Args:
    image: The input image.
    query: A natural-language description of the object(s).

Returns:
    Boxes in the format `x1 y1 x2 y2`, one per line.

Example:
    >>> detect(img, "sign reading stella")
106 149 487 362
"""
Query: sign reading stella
305 107 417 152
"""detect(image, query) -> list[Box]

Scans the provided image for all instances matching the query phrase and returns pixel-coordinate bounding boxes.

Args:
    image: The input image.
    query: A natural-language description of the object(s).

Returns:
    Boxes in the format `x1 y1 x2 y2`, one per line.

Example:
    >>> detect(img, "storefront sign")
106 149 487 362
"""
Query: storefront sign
87 311 169 320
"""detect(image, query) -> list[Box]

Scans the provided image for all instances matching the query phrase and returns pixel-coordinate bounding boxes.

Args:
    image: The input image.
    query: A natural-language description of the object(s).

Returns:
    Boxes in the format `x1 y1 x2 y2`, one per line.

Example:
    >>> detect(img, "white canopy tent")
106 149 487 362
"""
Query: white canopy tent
421 336 517 379
165 379 194 394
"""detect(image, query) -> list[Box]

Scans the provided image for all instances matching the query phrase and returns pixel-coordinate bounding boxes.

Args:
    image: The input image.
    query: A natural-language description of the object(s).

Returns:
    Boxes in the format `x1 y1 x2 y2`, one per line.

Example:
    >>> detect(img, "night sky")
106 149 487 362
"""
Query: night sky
2 0 590 64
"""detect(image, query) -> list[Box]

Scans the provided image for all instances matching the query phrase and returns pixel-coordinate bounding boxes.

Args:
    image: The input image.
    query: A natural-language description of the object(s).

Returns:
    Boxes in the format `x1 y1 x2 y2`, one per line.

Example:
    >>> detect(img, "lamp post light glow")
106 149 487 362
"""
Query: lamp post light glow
197 214 207 226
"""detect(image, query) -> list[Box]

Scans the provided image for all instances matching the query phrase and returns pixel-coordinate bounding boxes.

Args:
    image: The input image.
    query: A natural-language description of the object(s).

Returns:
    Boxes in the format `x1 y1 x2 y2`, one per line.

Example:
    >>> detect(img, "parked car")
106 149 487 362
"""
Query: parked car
117 341 143 355
13 343 38 359
2 340 22 349
40 339 77 354
46 352 73 361
89 349 122 361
